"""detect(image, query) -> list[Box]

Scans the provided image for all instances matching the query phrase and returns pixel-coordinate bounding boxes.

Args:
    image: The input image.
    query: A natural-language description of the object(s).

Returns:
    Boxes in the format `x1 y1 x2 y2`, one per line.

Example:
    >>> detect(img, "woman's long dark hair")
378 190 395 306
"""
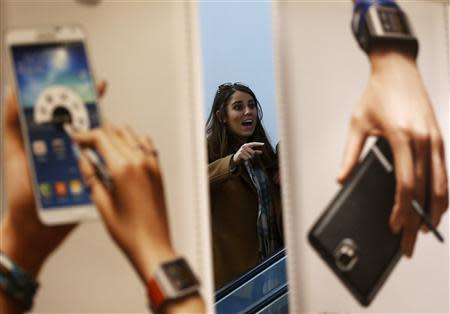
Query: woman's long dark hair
206 82 277 173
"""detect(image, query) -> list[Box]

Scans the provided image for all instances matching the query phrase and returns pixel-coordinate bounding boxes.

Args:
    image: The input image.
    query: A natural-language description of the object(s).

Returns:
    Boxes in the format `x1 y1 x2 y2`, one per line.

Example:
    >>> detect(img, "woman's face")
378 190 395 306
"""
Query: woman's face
224 90 257 141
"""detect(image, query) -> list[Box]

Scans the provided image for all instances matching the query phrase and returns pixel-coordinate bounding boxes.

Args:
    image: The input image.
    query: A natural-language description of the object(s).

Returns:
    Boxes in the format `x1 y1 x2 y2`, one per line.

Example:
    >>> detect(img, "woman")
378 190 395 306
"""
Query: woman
206 82 283 288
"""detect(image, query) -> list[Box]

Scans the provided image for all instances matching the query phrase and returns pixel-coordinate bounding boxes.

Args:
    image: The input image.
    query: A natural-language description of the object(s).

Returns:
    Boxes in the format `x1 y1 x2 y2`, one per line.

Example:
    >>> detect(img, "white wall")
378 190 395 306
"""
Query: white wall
0 1 214 313
274 1 449 313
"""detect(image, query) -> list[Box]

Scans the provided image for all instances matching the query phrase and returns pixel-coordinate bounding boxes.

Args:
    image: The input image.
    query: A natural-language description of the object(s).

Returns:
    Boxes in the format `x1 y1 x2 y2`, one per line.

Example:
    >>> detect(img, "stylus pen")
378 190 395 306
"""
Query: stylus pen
63 124 114 191
411 200 444 243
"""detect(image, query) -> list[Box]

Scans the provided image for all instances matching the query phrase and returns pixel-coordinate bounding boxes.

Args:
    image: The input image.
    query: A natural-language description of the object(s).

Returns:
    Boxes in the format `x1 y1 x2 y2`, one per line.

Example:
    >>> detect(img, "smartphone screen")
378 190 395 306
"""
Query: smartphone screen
10 41 99 210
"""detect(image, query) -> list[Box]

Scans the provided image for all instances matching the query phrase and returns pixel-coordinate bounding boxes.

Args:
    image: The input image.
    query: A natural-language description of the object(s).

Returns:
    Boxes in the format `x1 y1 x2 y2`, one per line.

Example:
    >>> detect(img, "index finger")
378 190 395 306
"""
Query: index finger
72 129 125 170
247 142 265 147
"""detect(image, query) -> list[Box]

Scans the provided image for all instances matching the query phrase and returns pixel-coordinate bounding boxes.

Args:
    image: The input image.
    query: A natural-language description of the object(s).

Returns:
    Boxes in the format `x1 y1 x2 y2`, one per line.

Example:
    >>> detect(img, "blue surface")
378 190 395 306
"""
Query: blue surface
215 255 288 314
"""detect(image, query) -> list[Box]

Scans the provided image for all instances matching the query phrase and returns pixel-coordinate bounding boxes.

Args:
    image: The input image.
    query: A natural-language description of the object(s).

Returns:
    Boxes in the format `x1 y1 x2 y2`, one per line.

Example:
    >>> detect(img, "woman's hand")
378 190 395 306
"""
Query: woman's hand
337 50 448 257
233 142 264 164
73 125 176 282
0 82 105 277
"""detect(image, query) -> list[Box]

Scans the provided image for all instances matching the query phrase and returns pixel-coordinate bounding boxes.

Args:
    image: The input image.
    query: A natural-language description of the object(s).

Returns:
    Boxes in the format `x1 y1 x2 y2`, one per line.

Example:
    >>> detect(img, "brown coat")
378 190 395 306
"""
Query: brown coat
209 154 283 288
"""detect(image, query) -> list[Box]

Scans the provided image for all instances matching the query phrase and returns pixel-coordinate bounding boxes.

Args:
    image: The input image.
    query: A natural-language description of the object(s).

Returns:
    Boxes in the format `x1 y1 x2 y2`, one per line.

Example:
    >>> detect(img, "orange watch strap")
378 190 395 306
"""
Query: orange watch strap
148 278 165 311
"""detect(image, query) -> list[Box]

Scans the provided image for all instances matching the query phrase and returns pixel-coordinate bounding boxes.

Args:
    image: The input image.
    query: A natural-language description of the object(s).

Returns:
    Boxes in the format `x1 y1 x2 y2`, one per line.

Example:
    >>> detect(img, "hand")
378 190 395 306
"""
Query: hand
233 142 264 164
0 82 106 276
73 125 176 282
337 50 448 257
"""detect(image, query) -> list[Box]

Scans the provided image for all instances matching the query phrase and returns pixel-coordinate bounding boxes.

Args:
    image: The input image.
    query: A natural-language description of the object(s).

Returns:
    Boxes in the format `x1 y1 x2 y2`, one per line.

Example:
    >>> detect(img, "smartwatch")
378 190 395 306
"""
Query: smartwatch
351 0 419 58
147 257 200 313
0 251 39 311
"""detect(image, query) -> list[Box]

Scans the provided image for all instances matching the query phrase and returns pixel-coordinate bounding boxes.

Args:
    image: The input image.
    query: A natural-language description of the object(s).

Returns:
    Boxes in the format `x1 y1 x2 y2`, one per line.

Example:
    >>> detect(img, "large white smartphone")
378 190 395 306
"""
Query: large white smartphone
6 26 100 225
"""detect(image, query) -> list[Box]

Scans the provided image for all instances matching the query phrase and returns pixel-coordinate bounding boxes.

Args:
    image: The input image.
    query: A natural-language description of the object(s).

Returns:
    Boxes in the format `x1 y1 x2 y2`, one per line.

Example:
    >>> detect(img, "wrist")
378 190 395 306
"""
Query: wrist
0 251 39 312
0 219 47 278
129 240 177 284
369 49 418 76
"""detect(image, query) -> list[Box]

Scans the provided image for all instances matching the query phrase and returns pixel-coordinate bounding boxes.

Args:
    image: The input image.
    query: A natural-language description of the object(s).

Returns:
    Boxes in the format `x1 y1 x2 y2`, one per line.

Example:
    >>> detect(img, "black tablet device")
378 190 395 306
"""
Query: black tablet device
308 138 401 306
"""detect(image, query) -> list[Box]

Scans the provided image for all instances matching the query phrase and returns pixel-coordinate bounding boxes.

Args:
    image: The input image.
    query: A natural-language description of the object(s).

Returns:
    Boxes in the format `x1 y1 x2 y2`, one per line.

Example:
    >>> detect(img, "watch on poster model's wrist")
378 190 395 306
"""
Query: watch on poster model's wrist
0 251 39 311
351 0 419 58
147 257 200 313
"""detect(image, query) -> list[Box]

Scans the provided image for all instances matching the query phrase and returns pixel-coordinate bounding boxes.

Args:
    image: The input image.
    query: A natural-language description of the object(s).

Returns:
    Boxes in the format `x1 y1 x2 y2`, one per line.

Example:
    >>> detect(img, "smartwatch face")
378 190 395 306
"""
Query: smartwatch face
377 8 410 35
163 258 199 290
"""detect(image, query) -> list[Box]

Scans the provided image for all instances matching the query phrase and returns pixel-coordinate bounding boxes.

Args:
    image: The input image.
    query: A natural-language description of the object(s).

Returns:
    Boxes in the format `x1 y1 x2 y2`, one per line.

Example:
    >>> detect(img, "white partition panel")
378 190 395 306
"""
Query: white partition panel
0 2 213 313
274 1 449 313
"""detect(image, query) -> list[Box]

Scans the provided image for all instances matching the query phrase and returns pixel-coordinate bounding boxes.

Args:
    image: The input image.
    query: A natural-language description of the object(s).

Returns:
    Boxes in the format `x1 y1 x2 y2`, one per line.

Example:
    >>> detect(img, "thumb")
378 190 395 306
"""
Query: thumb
337 119 368 184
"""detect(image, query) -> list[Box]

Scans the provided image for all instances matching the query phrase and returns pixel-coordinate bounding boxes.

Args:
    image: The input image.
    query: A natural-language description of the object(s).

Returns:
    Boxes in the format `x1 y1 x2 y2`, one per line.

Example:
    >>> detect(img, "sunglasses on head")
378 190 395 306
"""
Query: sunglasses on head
216 82 250 96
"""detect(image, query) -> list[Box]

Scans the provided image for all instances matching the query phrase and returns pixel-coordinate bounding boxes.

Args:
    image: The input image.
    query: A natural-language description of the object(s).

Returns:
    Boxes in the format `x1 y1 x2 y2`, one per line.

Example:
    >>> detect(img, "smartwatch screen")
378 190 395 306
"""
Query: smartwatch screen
377 8 409 35
163 258 199 290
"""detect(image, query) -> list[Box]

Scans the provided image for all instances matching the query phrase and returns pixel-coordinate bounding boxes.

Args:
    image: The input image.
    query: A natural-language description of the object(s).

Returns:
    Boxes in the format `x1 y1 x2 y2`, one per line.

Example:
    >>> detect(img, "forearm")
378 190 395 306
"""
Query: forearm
0 219 45 314
0 218 47 278
0 295 22 314
208 155 238 186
